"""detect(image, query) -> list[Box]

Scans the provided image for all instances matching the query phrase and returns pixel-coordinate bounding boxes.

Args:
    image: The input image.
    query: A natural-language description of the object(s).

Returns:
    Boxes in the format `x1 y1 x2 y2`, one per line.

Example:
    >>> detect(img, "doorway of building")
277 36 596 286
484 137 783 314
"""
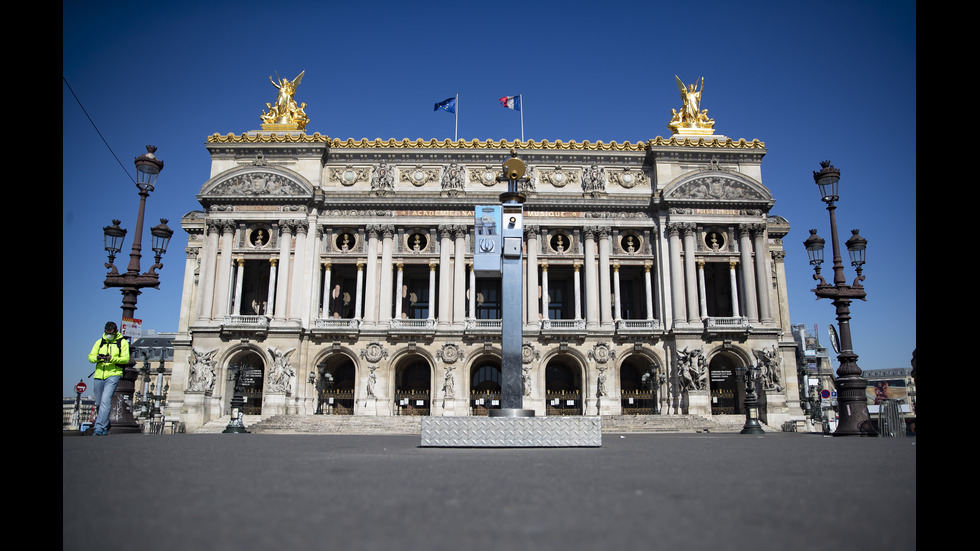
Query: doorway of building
470 360 502 415
709 354 740 415
545 359 581 415
316 356 356 414
227 350 264 415
708 353 767 423
620 358 658 414
395 360 431 415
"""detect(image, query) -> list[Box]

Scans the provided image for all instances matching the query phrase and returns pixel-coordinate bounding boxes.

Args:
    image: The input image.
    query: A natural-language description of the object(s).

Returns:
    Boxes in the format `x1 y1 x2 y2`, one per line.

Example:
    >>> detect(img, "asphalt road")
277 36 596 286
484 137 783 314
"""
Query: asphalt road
63 432 915 551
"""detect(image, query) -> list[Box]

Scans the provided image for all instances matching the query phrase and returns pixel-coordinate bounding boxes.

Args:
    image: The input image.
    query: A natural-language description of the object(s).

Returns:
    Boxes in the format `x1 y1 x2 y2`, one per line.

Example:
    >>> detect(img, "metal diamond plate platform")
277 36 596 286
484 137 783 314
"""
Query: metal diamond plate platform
420 416 602 447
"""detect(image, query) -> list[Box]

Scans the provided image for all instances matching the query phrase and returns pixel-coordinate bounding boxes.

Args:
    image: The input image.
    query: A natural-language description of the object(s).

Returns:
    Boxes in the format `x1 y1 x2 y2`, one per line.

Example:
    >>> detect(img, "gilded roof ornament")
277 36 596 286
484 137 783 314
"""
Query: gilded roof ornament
260 71 309 131
668 76 715 136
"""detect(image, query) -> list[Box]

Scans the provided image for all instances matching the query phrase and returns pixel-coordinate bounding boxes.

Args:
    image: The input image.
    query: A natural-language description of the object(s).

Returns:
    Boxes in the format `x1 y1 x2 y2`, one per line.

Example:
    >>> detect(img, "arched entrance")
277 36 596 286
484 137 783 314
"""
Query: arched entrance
545 358 582 415
395 359 431 415
708 352 766 422
227 350 265 415
315 356 356 415
620 358 659 415
470 359 501 415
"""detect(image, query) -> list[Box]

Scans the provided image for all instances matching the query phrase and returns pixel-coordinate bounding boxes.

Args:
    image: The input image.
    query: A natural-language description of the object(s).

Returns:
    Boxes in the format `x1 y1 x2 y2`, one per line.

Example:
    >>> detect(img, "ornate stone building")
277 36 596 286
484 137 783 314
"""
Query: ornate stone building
167 78 804 431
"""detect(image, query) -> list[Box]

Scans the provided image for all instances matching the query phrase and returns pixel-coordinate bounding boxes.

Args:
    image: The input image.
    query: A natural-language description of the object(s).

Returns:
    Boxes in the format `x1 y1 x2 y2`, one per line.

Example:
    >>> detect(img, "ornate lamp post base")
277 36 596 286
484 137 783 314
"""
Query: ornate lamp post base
833 376 877 436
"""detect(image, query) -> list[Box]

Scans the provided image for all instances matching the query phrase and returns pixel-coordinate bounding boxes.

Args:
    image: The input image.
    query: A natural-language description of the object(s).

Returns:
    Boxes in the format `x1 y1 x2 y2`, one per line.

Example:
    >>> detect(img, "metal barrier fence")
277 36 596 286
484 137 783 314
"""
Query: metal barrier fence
877 398 904 437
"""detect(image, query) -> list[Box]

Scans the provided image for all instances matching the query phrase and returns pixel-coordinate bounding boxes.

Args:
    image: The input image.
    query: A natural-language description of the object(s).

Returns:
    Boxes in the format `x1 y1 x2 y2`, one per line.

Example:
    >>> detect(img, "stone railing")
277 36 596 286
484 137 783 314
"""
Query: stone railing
540 319 586 332
703 317 750 331
465 319 502 333
615 319 662 333
389 318 437 334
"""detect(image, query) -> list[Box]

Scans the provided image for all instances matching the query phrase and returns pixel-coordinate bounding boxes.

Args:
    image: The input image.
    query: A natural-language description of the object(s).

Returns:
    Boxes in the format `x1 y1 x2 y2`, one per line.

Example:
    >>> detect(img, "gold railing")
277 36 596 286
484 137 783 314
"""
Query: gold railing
546 390 582 416
394 389 430 416
318 390 355 415
621 389 658 415
469 390 501 416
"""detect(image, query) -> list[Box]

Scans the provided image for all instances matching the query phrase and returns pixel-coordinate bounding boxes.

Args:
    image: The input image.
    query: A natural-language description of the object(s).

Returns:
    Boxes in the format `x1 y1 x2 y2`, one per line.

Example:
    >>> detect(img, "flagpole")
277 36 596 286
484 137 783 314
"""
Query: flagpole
519 94 524 143
455 93 459 142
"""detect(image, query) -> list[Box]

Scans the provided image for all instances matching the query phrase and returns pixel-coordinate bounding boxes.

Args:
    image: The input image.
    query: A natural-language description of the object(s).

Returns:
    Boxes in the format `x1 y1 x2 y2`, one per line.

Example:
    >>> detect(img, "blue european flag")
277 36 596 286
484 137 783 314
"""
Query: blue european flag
434 97 456 113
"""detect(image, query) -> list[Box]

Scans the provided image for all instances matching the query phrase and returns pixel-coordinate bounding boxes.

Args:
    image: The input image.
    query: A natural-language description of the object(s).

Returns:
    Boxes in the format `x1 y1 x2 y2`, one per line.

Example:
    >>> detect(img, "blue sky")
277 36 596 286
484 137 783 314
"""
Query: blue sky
63 0 916 398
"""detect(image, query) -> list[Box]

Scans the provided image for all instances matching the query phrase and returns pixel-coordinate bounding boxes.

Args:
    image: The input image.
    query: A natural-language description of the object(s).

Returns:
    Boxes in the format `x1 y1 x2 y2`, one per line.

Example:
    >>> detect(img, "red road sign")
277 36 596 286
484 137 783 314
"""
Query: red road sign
75 382 87 394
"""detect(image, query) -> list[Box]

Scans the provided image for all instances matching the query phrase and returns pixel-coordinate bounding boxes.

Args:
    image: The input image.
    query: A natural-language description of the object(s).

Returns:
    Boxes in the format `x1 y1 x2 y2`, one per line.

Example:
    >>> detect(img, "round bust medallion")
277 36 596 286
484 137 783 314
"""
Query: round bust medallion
481 170 497 186
342 170 358 185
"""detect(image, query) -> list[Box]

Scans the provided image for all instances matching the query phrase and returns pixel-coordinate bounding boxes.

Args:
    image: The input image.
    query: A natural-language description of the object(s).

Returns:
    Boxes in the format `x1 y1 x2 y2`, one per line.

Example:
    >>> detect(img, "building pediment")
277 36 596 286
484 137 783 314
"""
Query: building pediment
198 165 314 206
661 169 772 209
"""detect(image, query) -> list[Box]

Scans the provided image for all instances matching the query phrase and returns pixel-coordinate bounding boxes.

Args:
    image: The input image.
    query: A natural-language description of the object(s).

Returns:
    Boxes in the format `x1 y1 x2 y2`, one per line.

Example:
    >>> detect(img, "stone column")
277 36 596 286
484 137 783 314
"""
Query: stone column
771 250 791 331
682 225 698 324
394 262 404 319
428 261 438 320
738 226 759 323
321 261 332 318
177 247 199 333
289 222 308 321
266 259 277 316
525 226 539 326
354 260 365 320
696 259 707 320
274 221 293 320
612 262 622 321
598 227 612 327
453 226 467 325
232 258 245 316
644 261 654 320
752 224 772 323
540 262 550 321
729 260 740 317
196 220 220 321
214 221 236 318
583 227 599 329
573 262 582 321
363 225 380 323
666 223 686 325
438 225 453 325
378 225 395 323
468 261 476 319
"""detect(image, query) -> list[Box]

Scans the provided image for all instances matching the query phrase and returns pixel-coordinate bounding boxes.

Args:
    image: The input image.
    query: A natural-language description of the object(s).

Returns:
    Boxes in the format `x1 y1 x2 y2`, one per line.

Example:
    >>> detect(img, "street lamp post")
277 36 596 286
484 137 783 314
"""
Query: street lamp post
223 364 250 434
803 161 877 436
738 364 765 434
101 146 173 434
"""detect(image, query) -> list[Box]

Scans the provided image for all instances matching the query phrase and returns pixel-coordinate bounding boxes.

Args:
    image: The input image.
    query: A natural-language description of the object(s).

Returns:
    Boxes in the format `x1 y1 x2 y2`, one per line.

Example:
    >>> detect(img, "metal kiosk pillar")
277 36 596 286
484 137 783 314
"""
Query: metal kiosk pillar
420 151 601 447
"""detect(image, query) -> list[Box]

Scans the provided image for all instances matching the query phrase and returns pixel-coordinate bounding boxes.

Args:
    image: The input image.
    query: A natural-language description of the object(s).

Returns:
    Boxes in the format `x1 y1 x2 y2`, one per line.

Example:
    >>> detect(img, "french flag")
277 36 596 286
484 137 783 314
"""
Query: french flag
499 95 521 111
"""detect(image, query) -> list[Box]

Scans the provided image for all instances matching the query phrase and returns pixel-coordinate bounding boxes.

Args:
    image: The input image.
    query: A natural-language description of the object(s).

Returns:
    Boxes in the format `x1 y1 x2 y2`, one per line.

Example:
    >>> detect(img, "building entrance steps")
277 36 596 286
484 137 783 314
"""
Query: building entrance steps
192 414 772 434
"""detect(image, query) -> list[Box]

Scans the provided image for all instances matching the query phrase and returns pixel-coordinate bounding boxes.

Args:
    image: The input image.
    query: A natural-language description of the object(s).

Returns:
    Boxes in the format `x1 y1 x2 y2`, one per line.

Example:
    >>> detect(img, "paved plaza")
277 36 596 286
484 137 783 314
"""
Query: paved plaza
63 432 915 551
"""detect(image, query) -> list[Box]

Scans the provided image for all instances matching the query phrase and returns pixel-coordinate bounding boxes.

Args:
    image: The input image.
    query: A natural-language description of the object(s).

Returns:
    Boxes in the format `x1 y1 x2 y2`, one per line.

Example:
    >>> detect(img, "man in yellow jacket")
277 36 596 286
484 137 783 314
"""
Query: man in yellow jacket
87 321 130 435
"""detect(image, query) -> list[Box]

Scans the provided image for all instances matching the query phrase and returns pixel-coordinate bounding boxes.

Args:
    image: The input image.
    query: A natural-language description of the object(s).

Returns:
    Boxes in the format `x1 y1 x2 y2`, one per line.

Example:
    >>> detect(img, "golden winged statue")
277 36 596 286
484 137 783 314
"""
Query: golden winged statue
260 70 309 130
668 75 715 135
